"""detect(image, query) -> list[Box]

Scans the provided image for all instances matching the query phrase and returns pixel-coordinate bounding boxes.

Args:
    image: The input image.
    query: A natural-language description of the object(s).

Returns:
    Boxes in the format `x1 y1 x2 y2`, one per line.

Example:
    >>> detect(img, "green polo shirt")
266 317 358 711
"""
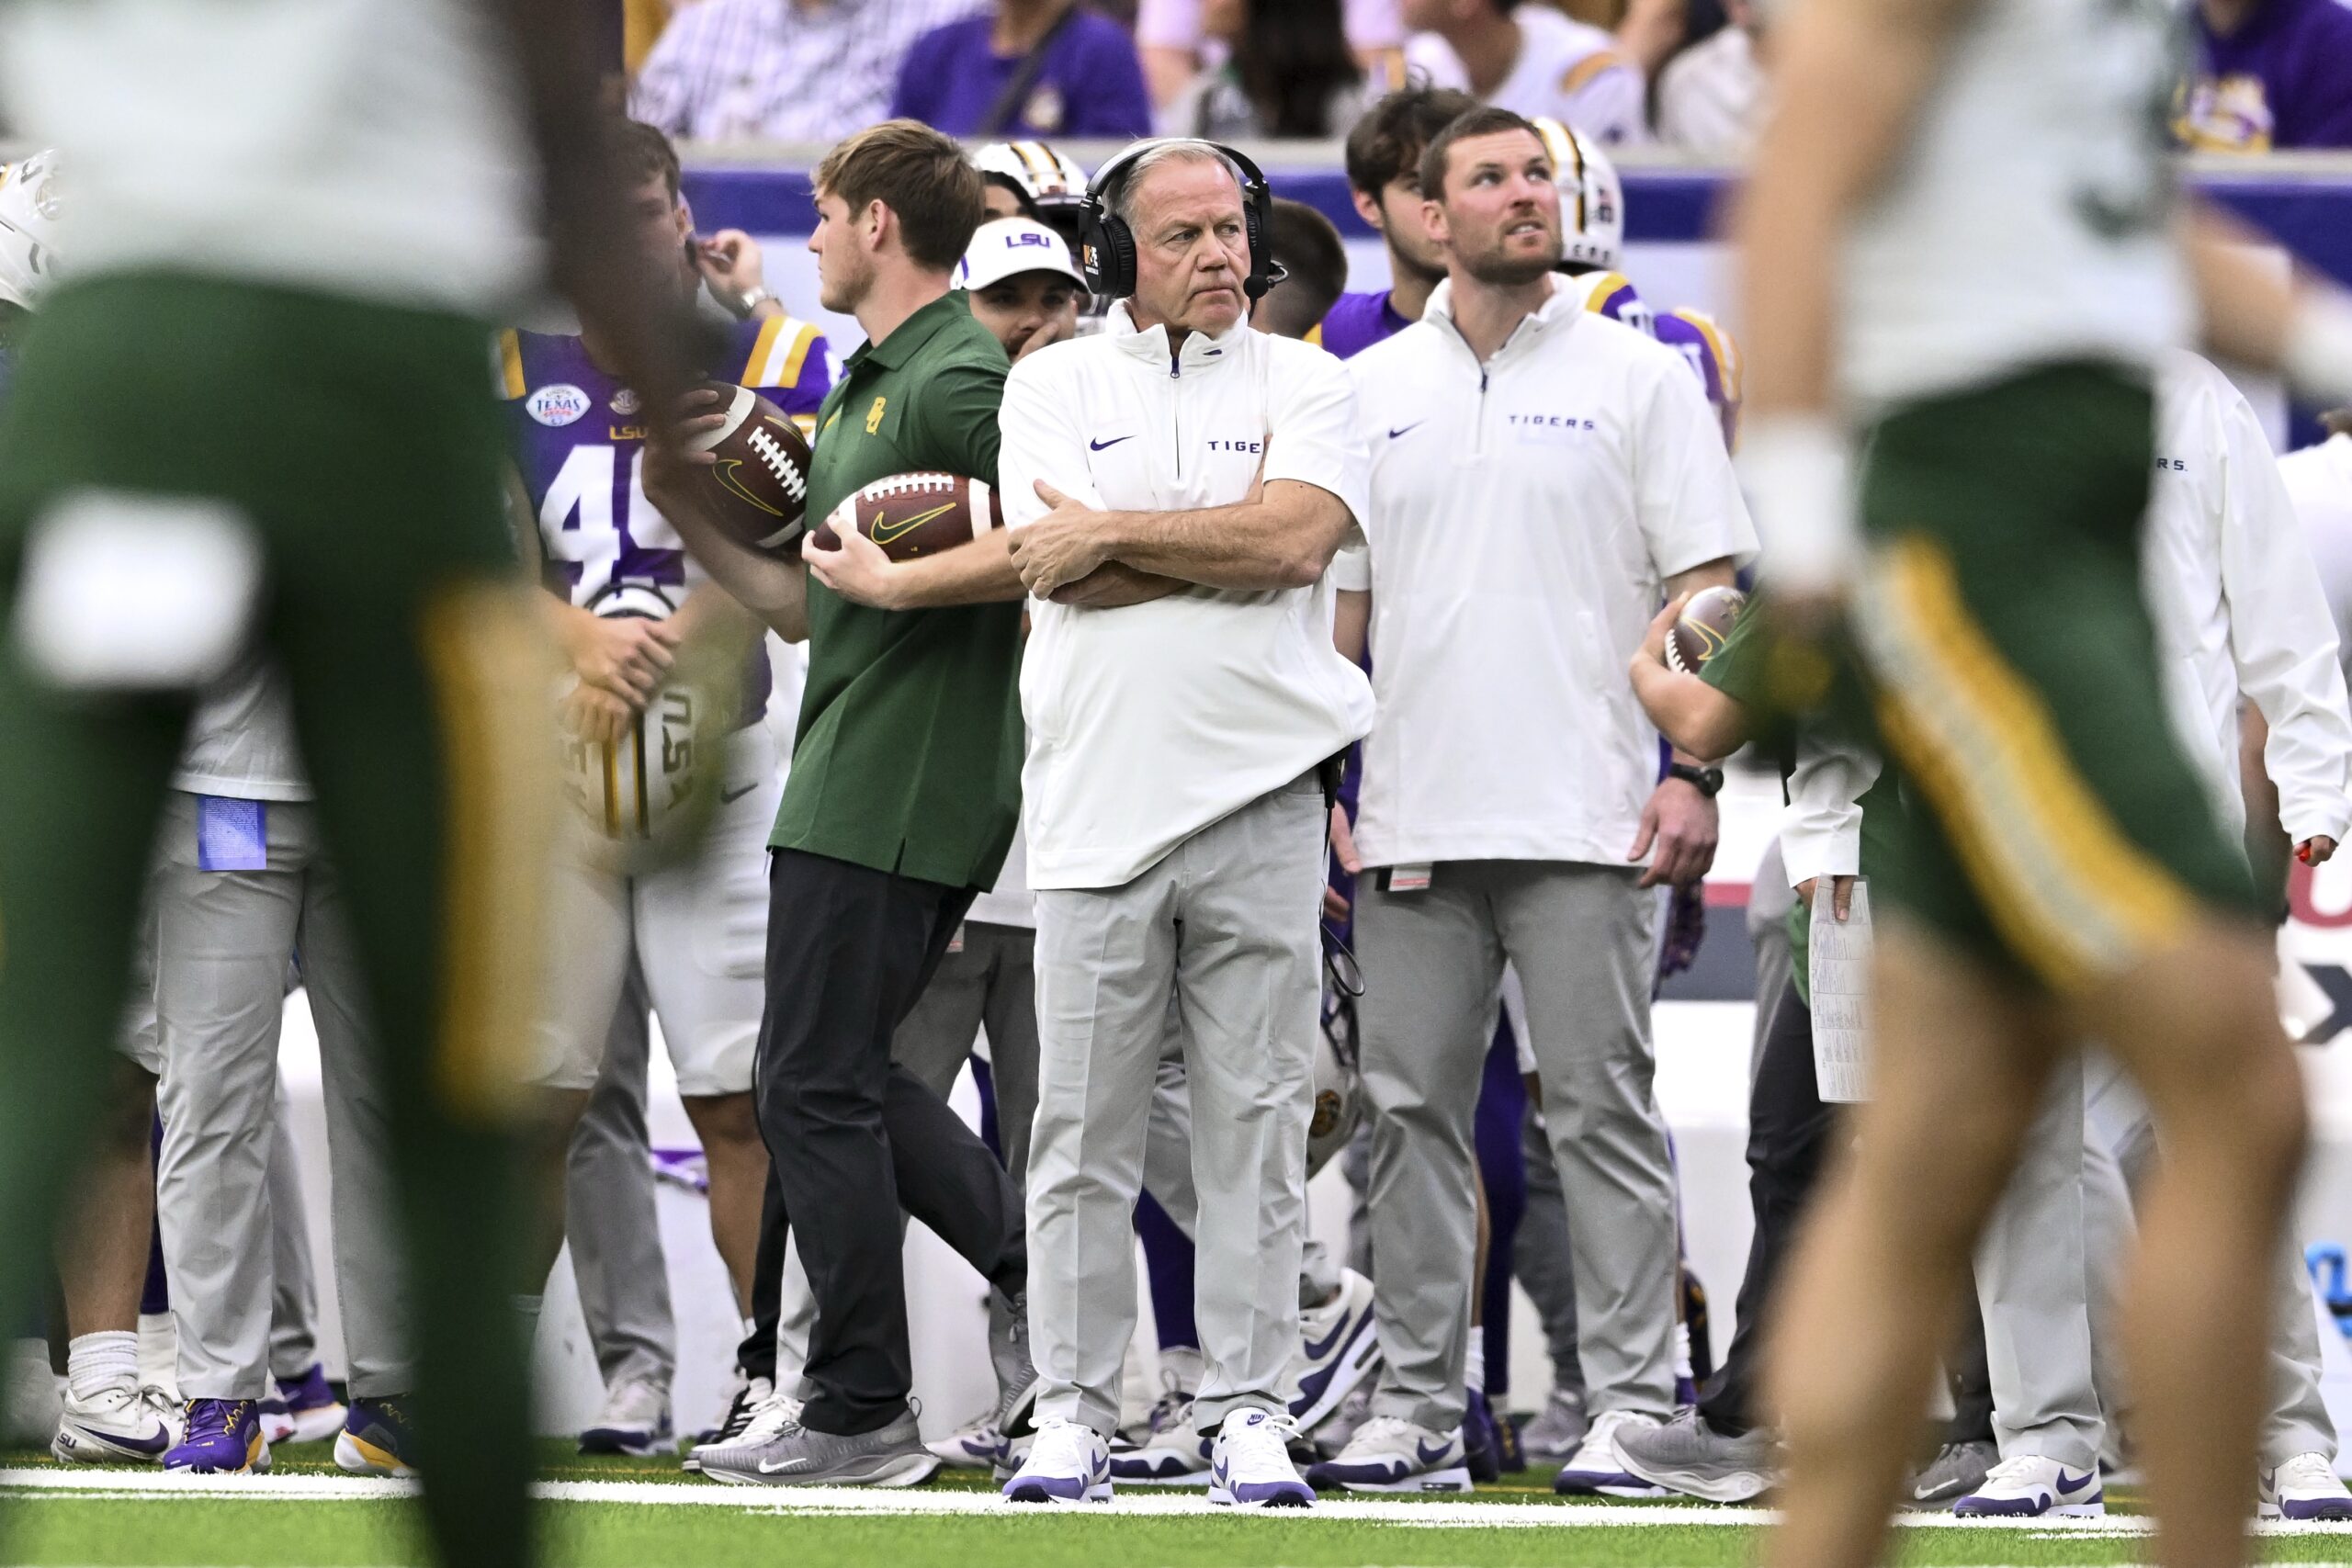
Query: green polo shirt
770 290 1024 889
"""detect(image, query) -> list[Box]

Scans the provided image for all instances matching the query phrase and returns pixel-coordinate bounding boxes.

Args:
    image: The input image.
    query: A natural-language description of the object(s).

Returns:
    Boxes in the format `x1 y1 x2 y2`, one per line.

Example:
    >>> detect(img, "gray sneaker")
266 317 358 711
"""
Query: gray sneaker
1615 1407 1779 1504
989 1289 1040 1440
1907 1438 1997 1506
698 1408 941 1488
1519 1386 1589 1461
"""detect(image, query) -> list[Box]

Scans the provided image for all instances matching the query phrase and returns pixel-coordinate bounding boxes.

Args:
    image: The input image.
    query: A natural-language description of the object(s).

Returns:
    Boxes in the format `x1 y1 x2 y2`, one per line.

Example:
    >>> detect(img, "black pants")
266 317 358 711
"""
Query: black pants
736 849 1027 1435
1700 979 1838 1436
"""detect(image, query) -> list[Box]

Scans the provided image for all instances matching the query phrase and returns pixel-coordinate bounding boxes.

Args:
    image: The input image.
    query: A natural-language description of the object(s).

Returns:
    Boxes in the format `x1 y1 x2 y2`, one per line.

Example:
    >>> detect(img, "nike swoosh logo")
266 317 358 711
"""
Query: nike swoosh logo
1301 1314 1353 1361
758 1456 813 1473
115 1424 173 1455
2056 1469 2097 1495
1387 422 1424 440
1089 435 1135 451
1416 1438 1453 1465
719 782 759 805
712 458 786 517
870 502 956 545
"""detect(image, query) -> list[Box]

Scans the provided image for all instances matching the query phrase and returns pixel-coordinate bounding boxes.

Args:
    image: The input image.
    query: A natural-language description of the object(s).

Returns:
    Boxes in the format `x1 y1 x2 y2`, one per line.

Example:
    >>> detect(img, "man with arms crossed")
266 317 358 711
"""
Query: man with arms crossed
992 137 1373 1508
1310 107 1752 1495
1737 0 2352 1558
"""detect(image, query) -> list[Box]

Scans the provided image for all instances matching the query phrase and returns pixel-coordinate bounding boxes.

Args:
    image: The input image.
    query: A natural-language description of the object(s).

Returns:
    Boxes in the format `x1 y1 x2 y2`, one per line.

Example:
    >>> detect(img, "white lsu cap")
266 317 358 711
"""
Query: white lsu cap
956 218 1086 294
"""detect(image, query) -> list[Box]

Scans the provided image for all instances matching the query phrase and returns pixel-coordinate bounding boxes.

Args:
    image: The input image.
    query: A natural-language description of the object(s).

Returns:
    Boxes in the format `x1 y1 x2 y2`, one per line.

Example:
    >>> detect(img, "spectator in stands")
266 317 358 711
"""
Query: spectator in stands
632 0 976 141
890 2 1153 139
1136 0 1405 110
1656 0 1763 156
2178 0 2352 151
1252 198 1350 340
1160 0 1380 139
1404 0 1648 145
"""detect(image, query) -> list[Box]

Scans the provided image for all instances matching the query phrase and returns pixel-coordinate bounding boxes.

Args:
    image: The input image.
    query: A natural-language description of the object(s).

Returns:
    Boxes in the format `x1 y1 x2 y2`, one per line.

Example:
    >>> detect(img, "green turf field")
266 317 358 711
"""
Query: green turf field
6 1441 2350 1568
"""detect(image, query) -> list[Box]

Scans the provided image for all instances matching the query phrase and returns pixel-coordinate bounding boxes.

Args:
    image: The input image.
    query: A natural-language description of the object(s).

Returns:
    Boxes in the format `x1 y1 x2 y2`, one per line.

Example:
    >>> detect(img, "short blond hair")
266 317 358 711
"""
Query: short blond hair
814 119 986 273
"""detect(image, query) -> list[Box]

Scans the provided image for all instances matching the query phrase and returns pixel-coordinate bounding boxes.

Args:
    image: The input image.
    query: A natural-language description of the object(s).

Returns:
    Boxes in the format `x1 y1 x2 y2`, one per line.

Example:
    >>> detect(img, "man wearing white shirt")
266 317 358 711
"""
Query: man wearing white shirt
993 138 1373 1508
2282 415 2352 676
1404 0 1647 146
1309 107 1753 1496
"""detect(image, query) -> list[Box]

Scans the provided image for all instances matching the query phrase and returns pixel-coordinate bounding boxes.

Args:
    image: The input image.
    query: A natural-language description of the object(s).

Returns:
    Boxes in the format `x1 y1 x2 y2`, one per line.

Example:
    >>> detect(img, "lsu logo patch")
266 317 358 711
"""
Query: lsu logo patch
526 384 591 427
865 396 888 435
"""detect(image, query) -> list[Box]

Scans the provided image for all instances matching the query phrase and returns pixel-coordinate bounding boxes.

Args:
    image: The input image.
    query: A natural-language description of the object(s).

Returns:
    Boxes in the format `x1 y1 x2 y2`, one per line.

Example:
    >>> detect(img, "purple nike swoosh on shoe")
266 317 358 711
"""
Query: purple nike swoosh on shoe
2055 1469 2098 1496
1416 1438 1453 1466
1301 1312 1357 1362
104 1423 174 1457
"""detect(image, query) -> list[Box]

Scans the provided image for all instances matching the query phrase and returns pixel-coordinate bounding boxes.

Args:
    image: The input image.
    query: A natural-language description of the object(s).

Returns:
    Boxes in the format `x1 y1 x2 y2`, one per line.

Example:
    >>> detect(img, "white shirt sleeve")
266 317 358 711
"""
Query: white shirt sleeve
1781 736 1881 886
2215 383 2352 844
1264 342 1373 540
997 350 1112 530
1634 348 1758 580
1329 542 1372 592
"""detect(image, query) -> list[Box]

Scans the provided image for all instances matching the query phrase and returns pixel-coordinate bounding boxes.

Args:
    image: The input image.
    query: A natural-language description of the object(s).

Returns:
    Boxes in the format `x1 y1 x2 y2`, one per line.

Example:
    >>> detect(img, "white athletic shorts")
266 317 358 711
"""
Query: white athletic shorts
534 724 778 1097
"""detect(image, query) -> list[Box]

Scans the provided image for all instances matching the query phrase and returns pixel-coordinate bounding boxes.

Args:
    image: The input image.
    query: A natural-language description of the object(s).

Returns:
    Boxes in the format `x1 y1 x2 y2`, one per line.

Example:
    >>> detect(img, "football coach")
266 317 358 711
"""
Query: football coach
994 138 1373 1507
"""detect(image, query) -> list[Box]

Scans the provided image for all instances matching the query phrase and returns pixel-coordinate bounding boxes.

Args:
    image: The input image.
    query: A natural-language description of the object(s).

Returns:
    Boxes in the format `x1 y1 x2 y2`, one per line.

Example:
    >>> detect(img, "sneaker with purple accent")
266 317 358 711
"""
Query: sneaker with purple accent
1305 1415 1469 1494
52 1381 178 1464
1001 1417 1111 1504
164 1398 270 1474
334 1396 419 1477
1952 1455 2105 1518
259 1364 346 1446
2258 1451 2352 1520
1208 1408 1315 1507
1553 1408 1668 1497
1289 1269 1381 1433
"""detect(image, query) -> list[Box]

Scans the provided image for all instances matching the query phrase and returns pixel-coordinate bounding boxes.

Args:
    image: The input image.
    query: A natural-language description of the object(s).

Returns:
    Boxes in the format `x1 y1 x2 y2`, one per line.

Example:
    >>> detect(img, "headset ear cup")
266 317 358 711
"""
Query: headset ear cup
1104 216 1137 300
1242 204 1268 299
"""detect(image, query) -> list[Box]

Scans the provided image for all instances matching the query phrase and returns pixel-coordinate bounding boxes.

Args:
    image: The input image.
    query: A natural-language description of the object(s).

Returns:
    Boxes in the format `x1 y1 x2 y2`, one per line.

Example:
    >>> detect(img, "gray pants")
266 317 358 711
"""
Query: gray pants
568 967 677 1396
1028 775 1326 1435
1357 861 1677 1428
895 920 1044 1190
1973 1053 2105 1470
266 1079 323 1382
2084 1053 2335 1466
152 791 409 1399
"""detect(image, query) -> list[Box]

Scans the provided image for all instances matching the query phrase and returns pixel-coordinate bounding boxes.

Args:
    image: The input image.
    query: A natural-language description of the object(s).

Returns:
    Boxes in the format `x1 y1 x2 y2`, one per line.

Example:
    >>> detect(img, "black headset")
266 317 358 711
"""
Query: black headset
1078 137 1288 303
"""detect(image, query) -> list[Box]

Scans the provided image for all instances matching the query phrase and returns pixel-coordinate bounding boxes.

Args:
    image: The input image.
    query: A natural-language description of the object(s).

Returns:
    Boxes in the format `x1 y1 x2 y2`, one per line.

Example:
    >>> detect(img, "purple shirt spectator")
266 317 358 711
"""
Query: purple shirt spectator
888 6 1153 137
2180 0 2352 151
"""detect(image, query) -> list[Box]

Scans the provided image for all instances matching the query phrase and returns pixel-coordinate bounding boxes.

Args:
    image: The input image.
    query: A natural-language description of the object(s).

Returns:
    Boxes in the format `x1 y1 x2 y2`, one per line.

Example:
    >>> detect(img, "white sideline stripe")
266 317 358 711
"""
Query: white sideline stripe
3 1470 2348 1538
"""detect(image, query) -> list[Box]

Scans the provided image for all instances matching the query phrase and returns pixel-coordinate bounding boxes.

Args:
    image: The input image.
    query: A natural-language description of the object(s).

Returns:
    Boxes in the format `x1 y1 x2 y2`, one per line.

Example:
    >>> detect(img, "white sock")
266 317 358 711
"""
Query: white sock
1464 1339 1487 1396
65 1331 139 1402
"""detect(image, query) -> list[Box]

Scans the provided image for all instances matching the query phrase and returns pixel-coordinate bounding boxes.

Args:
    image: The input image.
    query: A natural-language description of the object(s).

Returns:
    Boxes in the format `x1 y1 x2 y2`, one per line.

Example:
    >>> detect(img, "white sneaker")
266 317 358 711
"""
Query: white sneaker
579 1377 674 1456
1302 1414 1471 1494
1208 1408 1315 1507
1109 1394 1212 1484
1001 1417 1111 1505
1552 1408 1668 1497
1952 1454 2105 1518
2261 1450 2352 1521
1290 1269 1382 1431
51 1380 180 1464
926 1413 1005 1471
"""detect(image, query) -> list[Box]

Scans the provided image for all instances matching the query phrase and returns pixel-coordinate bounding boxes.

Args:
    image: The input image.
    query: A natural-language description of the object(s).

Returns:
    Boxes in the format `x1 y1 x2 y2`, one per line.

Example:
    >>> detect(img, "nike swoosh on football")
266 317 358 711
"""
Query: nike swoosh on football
869 502 956 545
1089 435 1135 451
719 783 759 804
1387 422 1424 440
1416 1438 1453 1466
2055 1469 2097 1495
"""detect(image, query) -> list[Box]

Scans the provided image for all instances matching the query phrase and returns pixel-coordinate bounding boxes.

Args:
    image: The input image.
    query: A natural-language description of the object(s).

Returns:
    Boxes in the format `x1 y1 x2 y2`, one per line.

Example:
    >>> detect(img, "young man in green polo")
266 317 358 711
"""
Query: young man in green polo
650 119 1040 1488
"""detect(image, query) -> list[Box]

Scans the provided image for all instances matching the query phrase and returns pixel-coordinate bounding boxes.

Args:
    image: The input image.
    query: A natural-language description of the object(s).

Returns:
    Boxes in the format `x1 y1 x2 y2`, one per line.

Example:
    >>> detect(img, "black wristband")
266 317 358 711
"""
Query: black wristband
1666 762 1724 798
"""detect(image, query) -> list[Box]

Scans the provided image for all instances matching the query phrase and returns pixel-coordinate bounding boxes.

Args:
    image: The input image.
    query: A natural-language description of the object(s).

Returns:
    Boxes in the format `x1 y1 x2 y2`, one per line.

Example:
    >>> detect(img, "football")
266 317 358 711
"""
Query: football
809 471 1003 561
1664 583 1748 674
684 383 812 556
557 584 723 866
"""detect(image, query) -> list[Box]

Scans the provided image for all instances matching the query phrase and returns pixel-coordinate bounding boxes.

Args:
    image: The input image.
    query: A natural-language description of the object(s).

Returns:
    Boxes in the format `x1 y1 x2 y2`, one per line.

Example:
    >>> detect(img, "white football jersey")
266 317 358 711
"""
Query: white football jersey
1840 0 2189 411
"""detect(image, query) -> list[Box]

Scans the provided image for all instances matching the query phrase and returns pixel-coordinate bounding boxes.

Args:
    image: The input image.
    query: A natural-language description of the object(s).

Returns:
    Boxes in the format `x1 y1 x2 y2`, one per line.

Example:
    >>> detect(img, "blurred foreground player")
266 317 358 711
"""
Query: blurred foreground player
1737 0 2352 1561
0 1 699 1562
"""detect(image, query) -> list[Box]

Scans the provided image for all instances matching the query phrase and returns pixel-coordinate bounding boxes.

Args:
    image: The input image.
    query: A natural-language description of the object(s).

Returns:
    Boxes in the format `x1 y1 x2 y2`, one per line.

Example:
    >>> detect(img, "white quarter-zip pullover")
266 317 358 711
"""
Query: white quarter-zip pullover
1343 277 1756 870
999 302 1374 890
2145 350 2352 844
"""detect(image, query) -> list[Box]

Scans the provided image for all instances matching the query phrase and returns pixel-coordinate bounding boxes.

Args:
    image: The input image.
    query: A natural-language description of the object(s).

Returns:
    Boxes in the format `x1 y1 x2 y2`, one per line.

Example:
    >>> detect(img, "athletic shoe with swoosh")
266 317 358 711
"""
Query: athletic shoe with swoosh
2261 1450 2352 1520
1208 1408 1316 1507
1289 1268 1381 1434
164 1398 271 1474
334 1396 419 1477
1553 1408 1669 1497
1951 1454 2105 1517
1001 1416 1112 1504
697 1406 940 1488
51 1380 179 1464
1304 1414 1471 1494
